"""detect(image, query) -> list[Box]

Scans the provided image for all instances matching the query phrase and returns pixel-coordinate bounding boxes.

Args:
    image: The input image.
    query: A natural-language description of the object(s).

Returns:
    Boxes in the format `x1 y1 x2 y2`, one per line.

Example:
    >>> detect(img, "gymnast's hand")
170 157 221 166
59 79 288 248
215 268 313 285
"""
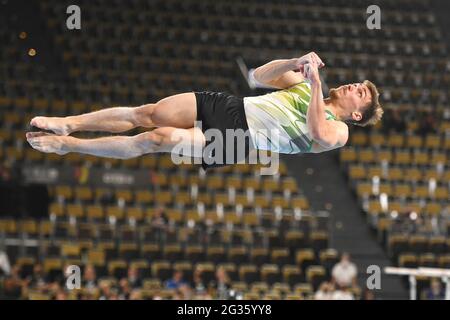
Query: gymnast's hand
304 58 321 85
295 52 325 75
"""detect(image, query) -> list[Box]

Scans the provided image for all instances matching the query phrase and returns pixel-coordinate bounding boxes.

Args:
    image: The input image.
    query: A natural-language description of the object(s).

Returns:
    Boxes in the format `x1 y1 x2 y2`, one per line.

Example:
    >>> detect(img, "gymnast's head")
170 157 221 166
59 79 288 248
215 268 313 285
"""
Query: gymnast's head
329 80 383 127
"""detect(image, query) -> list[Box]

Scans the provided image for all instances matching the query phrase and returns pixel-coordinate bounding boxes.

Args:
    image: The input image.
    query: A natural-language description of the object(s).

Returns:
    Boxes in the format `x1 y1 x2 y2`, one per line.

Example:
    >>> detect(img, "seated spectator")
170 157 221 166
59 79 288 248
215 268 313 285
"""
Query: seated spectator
332 253 358 289
82 264 97 289
108 287 120 300
99 281 112 300
213 266 230 300
382 108 406 134
165 270 187 290
331 286 354 300
0 250 11 276
151 206 168 229
54 289 68 300
126 265 142 289
177 284 193 300
314 282 334 300
423 278 445 300
192 265 207 295
26 263 49 290
118 278 131 300
129 289 142 300
1 266 25 300
416 110 437 137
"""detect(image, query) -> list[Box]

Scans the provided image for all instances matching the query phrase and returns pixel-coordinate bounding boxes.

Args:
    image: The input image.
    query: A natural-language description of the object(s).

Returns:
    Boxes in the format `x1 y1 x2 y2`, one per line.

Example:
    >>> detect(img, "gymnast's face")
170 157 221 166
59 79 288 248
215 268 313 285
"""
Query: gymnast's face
329 83 372 122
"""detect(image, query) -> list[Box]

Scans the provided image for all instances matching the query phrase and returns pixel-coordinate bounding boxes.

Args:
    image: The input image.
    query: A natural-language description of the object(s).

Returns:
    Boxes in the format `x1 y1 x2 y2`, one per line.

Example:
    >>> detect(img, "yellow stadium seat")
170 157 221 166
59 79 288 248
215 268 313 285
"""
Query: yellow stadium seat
413 151 429 165
404 168 422 182
55 185 73 200
368 166 383 178
197 192 212 205
86 205 104 220
74 186 93 201
367 200 383 215
281 177 298 193
166 208 183 224
348 165 366 180
305 265 326 291
154 190 173 204
340 148 357 162
358 149 375 163
369 133 385 147
412 185 429 199
378 149 392 162
434 187 448 200
351 132 368 146
226 176 243 190
387 167 403 180
153 173 168 187
294 283 313 298
424 135 441 149
393 150 410 165
49 202 65 218
214 192 230 206
115 189 133 203
106 206 124 220
207 175 225 189
61 243 81 258
185 209 201 223
356 182 372 197
291 196 309 210
398 254 418 268
135 190 153 204
388 201 402 213
242 212 259 227
66 204 84 219
244 177 261 191
126 207 144 221
424 203 441 216
254 194 270 208
272 195 290 209
393 184 411 198
430 152 446 165
406 135 423 148
388 135 405 148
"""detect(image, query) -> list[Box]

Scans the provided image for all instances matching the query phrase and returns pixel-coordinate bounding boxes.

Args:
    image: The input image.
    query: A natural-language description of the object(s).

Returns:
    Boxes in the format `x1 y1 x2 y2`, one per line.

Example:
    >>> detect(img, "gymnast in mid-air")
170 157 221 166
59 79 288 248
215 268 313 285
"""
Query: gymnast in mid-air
27 52 383 169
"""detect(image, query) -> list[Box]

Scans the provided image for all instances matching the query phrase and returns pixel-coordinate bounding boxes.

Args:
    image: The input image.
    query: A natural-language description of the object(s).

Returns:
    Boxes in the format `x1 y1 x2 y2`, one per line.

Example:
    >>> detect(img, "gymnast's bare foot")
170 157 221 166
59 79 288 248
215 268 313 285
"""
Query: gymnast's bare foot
26 132 69 155
30 116 73 136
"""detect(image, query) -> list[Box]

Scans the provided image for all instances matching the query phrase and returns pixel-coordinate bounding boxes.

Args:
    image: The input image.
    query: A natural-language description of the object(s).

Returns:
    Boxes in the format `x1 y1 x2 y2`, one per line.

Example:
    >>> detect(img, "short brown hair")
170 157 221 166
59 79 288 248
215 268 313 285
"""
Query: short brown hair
348 80 383 127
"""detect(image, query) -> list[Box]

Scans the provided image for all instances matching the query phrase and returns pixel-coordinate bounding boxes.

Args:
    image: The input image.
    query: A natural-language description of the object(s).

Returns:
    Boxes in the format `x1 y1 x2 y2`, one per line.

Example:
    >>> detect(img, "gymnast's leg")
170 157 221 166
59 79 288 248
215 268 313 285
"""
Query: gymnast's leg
29 92 198 135
26 126 206 159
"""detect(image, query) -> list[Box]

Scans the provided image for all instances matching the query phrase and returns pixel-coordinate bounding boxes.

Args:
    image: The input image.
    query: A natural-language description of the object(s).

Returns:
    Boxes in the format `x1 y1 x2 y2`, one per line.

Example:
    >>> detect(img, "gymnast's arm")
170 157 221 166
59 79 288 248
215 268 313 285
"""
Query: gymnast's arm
253 52 325 89
253 58 304 89
305 62 348 149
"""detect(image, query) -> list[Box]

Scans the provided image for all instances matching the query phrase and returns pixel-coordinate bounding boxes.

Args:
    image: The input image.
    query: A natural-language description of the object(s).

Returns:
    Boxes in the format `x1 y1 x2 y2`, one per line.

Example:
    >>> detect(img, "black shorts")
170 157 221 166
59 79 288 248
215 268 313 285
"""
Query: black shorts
194 91 253 170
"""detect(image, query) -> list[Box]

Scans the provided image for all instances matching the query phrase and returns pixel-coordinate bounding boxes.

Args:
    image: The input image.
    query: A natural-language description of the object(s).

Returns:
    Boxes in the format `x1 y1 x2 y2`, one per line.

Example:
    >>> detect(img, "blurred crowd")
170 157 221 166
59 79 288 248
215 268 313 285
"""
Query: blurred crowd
0 250 446 300
380 108 444 136
0 253 232 300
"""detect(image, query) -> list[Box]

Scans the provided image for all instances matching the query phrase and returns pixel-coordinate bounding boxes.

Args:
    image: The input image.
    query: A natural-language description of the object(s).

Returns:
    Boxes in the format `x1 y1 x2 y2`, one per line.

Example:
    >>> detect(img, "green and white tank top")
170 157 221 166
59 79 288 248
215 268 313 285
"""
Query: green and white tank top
243 81 337 154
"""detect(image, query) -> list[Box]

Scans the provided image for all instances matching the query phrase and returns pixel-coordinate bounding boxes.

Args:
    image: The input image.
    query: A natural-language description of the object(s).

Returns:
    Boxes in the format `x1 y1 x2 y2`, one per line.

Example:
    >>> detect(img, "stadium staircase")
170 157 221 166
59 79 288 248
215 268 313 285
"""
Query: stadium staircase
282 150 408 299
